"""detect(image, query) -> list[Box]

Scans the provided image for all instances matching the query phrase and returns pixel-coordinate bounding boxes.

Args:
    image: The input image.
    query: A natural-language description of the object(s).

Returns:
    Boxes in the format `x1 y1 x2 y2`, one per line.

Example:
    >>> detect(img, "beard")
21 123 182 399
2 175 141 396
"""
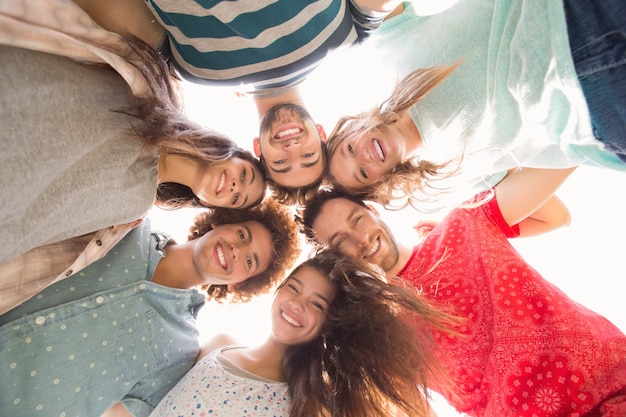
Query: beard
379 221 400 272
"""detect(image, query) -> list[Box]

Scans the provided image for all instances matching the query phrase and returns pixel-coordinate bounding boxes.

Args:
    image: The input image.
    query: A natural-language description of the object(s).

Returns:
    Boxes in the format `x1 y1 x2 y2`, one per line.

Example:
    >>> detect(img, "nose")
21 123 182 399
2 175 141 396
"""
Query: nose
358 147 372 164
229 179 239 193
282 140 300 150
230 242 240 260
288 298 304 312
354 231 369 248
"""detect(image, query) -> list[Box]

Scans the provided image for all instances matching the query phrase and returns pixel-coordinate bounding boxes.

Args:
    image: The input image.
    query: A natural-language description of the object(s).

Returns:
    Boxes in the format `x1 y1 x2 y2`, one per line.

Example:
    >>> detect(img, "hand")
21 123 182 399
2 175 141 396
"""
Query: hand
413 220 439 239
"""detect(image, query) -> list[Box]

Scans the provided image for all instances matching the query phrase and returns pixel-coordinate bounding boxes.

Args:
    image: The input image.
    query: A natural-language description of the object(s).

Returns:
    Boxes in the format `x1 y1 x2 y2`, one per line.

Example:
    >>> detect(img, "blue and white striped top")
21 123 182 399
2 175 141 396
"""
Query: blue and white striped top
146 0 386 95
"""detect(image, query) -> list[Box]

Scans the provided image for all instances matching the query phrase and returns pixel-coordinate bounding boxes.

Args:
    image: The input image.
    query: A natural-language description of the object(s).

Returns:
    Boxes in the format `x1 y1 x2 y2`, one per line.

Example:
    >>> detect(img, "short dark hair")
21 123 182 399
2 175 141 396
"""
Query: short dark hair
298 187 369 246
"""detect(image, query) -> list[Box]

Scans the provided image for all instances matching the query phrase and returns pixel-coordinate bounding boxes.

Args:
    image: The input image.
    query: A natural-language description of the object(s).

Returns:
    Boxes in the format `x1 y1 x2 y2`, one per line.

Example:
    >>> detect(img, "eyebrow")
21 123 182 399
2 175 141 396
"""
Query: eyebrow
237 168 256 208
269 154 320 174
243 224 259 271
290 276 331 304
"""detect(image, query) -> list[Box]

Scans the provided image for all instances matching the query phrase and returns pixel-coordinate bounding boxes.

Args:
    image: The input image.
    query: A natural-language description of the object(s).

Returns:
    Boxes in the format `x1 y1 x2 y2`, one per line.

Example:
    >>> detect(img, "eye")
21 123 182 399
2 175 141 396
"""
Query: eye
274 159 287 165
335 236 346 249
287 283 298 293
311 300 325 311
246 255 252 269
352 215 362 227
238 230 245 242
232 193 240 205
241 168 247 182
303 152 314 158
359 167 368 179
347 144 355 155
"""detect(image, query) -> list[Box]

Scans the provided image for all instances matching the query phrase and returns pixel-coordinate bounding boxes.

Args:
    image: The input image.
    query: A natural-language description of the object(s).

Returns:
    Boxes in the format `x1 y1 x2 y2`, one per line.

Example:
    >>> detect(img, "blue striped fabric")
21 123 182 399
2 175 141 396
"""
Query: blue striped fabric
146 0 383 93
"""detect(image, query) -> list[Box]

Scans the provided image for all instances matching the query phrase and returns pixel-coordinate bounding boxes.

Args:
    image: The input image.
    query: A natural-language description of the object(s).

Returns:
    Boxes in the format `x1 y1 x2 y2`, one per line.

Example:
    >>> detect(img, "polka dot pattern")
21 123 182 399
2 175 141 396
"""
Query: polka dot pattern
0 222 205 417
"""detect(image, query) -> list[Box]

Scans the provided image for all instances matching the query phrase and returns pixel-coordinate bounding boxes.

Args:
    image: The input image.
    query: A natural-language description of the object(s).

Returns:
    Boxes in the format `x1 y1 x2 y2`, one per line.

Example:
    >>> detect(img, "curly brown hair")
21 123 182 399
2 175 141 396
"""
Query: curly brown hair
188 199 301 303
284 250 457 417
326 62 463 211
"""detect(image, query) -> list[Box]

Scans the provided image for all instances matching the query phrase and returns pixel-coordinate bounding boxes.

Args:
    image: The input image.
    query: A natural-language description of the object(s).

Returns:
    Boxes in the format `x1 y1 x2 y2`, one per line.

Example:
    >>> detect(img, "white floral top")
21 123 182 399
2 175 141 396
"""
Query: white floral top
151 346 291 416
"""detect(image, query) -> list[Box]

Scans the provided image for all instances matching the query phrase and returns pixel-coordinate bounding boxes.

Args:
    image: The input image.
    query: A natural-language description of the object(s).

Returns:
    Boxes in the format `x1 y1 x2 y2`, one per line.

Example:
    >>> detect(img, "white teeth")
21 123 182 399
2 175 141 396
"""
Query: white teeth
365 239 379 258
217 244 227 269
216 172 226 193
373 140 385 161
276 128 301 138
281 310 302 327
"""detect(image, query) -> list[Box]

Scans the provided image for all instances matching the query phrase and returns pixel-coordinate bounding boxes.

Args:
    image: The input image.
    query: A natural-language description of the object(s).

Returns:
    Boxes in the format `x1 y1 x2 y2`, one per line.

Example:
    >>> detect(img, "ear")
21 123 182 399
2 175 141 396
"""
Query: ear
253 137 262 157
316 124 327 143
365 203 380 217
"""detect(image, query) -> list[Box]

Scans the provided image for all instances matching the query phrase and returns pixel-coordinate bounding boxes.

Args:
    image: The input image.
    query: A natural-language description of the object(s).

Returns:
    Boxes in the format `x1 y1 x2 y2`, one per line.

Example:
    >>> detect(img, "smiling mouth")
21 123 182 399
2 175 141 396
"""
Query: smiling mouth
364 237 380 258
281 310 302 327
216 243 228 270
274 127 303 141
216 171 226 194
373 139 385 162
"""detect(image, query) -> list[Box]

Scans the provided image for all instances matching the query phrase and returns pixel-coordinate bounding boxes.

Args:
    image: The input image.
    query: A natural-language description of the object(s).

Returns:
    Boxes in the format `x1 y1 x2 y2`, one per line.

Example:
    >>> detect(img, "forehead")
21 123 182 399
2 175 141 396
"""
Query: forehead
289 266 336 300
318 198 364 220
312 198 367 242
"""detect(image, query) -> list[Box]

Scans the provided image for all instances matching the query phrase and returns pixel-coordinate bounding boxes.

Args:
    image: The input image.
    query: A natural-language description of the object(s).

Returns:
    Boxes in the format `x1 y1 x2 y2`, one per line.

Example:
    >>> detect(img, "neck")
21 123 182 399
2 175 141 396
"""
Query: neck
386 242 413 279
151 242 202 289
235 338 289 382
158 153 201 191
253 86 305 118
395 110 424 156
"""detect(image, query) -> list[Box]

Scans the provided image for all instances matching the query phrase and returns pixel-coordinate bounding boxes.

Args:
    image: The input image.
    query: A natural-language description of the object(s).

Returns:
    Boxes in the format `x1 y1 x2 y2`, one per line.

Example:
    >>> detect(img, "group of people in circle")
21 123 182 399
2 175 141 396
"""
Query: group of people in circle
1 0 625 416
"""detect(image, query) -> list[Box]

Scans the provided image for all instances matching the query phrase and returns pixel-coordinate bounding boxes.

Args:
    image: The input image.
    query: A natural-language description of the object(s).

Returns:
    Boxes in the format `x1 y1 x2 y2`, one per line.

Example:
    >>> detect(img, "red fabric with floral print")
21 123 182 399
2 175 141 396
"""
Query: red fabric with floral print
400 195 626 416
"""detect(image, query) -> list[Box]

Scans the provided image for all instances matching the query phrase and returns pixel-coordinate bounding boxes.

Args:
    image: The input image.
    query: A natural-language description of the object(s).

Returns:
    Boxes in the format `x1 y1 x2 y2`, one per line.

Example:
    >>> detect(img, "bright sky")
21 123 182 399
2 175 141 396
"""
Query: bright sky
149 2 626 414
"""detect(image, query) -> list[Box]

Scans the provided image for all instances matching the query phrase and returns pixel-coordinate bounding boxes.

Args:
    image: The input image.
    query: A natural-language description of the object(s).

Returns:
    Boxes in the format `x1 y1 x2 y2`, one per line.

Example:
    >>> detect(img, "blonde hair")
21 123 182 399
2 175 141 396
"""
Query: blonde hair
327 62 462 211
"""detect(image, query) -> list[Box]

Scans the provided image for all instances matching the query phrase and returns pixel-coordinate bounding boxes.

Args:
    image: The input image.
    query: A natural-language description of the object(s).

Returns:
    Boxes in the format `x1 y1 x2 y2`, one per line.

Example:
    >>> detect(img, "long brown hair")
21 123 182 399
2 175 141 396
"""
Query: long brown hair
326 62 462 211
120 36 266 209
284 250 457 416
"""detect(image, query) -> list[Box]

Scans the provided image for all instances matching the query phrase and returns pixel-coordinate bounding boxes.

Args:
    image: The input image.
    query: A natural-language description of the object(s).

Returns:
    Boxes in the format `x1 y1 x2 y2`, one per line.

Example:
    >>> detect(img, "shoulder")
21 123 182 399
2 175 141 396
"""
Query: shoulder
197 333 239 361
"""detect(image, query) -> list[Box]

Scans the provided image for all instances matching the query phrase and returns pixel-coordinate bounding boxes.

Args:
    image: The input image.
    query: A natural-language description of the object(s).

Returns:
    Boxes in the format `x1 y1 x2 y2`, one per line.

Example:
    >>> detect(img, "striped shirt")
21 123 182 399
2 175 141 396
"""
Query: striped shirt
146 0 386 95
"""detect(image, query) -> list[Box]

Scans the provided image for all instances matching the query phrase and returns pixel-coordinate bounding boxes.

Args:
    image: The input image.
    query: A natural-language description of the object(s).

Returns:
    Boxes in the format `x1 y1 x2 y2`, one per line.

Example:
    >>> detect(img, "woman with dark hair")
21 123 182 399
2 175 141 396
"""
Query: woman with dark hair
0 0 267 309
146 250 455 417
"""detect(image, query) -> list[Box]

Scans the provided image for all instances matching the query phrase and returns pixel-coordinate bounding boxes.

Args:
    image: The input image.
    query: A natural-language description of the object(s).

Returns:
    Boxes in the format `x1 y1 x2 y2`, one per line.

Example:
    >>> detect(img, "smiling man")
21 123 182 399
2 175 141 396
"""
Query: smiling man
253 92 328 205
301 168 626 417
0 199 301 417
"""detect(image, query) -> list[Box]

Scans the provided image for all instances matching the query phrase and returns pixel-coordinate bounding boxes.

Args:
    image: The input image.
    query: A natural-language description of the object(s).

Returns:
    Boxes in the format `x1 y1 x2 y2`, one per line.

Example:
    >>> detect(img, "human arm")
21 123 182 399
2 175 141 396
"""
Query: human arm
515 194 571 237
494 167 576 228
353 0 404 13
101 403 133 417
72 0 164 48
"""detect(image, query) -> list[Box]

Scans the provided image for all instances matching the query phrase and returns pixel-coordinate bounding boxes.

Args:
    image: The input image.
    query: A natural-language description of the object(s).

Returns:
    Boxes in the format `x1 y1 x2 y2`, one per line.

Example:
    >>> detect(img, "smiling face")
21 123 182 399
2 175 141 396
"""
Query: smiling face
196 157 266 209
192 220 273 286
254 103 326 188
271 266 336 346
311 198 399 272
328 124 408 191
